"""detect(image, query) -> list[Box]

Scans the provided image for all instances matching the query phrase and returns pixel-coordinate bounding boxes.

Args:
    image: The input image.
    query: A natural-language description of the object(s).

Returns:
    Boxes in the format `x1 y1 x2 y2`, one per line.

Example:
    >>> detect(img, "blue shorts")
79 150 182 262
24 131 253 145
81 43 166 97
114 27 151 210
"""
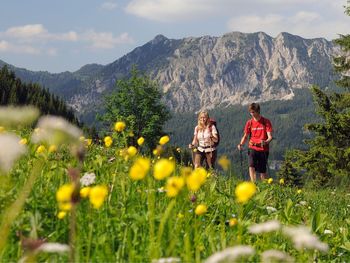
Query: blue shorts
248 149 269 173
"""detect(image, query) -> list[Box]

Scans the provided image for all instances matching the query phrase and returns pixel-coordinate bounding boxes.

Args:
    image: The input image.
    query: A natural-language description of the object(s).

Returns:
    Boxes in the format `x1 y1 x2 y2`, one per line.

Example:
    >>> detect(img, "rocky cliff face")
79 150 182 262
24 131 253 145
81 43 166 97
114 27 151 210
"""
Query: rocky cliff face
2 31 337 120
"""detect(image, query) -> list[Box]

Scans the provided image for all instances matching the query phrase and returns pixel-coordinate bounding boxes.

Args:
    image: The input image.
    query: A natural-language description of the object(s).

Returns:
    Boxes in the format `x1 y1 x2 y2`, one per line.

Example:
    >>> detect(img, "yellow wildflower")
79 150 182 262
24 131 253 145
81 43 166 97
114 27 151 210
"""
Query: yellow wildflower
48 144 57 153
235 182 257 204
297 189 302 194
177 213 184 219
89 185 108 209
195 204 207 215
137 137 145 146
80 187 91 198
104 136 113 147
114 121 126 132
58 202 72 211
165 176 185 197
181 167 192 177
56 184 75 203
229 218 238 227
36 145 46 154
218 155 230 171
267 178 273 184
19 138 28 145
129 157 151 180
279 178 285 185
159 135 170 145
57 211 67 219
186 167 207 191
85 138 92 146
127 146 138 157
153 159 175 180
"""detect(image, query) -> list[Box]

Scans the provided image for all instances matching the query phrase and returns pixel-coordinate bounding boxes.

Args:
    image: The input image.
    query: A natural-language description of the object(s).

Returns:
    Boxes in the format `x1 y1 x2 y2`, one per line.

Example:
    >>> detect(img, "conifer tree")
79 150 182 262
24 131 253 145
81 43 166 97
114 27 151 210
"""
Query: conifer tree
282 2 350 186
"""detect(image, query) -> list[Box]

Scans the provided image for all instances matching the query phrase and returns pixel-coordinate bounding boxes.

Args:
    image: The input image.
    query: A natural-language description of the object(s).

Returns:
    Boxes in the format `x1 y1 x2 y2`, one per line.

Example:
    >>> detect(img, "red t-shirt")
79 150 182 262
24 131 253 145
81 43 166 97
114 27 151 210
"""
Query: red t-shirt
244 117 272 152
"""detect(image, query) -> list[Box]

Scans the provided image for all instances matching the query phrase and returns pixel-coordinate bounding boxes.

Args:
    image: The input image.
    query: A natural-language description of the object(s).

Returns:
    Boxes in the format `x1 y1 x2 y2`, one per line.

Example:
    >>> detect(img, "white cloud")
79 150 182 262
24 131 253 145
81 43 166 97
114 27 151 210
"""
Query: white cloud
0 40 40 54
101 2 118 10
5 24 47 39
83 31 134 49
227 10 348 40
125 0 217 22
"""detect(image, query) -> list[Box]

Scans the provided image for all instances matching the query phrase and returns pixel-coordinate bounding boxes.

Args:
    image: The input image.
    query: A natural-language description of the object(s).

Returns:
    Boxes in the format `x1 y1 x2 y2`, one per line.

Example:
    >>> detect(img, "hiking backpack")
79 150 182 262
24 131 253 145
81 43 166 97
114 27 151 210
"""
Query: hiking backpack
208 118 220 147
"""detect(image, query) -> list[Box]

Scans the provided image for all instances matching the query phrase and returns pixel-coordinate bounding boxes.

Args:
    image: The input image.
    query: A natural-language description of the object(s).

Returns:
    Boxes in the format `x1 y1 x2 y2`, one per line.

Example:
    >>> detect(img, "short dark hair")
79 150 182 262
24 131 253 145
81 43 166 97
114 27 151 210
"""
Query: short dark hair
248 103 260 114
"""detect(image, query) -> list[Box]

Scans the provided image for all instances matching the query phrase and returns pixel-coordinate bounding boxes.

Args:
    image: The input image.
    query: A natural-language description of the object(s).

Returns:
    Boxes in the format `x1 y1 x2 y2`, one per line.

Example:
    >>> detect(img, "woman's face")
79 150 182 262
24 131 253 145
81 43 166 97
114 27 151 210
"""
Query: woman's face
199 114 208 124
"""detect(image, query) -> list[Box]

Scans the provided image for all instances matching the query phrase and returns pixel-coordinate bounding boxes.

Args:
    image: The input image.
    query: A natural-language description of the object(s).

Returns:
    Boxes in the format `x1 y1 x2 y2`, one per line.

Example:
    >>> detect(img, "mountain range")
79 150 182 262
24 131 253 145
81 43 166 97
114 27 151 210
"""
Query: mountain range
0 31 338 124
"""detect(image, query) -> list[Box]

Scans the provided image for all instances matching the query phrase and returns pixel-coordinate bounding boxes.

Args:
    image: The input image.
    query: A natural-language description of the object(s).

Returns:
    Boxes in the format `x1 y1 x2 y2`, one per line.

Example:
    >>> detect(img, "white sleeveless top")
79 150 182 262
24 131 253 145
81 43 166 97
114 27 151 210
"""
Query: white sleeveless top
194 125 218 152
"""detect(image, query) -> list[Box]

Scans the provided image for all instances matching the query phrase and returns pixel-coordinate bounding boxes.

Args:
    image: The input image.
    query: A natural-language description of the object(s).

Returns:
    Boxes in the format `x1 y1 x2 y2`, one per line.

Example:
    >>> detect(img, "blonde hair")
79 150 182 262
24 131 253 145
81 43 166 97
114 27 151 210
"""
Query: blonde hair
197 111 210 131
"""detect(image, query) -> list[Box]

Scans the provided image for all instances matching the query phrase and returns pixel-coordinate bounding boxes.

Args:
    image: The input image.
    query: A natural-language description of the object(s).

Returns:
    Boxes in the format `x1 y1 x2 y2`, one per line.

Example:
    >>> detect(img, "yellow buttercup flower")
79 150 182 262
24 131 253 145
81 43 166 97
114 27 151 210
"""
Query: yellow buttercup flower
153 159 175 180
104 136 113 147
89 185 108 209
195 204 207 215
177 213 184 219
218 155 230 171
186 167 207 191
229 218 238 227
57 211 67 219
56 184 75 203
181 167 192 177
159 135 170 145
129 157 151 180
267 178 273 184
59 202 72 211
19 138 28 145
235 182 256 203
36 145 46 154
114 121 126 132
137 137 145 146
127 146 138 157
297 189 302 194
80 187 91 198
165 176 185 197
279 178 285 185
48 144 57 153
85 138 92 146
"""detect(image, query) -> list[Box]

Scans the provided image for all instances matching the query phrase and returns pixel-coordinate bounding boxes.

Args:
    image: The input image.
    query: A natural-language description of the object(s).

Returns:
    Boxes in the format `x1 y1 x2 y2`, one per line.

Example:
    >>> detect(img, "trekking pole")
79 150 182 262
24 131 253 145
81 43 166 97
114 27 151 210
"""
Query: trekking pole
239 149 244 180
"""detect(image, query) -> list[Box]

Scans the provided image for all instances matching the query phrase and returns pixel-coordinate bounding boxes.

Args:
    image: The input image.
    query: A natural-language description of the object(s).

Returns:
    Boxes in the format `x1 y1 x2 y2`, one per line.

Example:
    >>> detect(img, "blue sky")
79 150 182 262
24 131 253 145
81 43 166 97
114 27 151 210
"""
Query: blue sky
0 0 348 73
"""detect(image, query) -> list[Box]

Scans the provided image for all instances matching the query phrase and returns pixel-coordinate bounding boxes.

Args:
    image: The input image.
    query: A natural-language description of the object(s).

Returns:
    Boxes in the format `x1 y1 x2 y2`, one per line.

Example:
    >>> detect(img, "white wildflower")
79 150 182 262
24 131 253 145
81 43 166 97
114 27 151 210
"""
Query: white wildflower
0 106 39 128
152 257 180 263
249 220 281 234
266 206 277 213
261 249 294 263
283 226 328 252
204 245 255 263
80 172 96 186
324 229 333 235
32 116 82 146
0 133 27 173
37 242 70 253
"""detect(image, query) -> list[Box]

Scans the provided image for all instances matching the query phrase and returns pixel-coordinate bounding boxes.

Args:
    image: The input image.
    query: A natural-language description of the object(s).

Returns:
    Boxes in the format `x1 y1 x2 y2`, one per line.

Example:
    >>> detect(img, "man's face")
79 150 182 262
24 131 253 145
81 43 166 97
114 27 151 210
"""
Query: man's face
249 110 260 118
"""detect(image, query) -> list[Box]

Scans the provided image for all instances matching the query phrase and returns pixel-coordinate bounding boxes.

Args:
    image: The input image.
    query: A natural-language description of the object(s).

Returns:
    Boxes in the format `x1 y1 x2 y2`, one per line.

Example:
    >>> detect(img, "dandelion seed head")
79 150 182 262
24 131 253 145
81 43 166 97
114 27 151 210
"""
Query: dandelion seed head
0 133 27 173
204 245 255 263
249 220 281 234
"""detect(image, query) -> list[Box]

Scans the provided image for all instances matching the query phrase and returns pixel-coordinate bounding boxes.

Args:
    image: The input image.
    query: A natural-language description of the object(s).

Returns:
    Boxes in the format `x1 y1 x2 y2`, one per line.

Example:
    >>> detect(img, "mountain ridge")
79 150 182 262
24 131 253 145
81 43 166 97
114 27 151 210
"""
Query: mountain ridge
0 31 338 123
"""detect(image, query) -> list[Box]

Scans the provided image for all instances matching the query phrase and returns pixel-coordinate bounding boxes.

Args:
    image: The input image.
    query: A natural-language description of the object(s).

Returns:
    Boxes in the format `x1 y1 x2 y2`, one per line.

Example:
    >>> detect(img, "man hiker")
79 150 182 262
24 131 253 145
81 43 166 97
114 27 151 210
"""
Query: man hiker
237 103 273 181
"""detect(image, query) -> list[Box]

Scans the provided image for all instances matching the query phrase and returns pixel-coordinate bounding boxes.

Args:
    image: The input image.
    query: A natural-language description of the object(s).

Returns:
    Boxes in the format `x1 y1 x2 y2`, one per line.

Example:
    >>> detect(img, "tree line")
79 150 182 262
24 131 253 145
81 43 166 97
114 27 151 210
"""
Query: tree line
0 65 79 124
